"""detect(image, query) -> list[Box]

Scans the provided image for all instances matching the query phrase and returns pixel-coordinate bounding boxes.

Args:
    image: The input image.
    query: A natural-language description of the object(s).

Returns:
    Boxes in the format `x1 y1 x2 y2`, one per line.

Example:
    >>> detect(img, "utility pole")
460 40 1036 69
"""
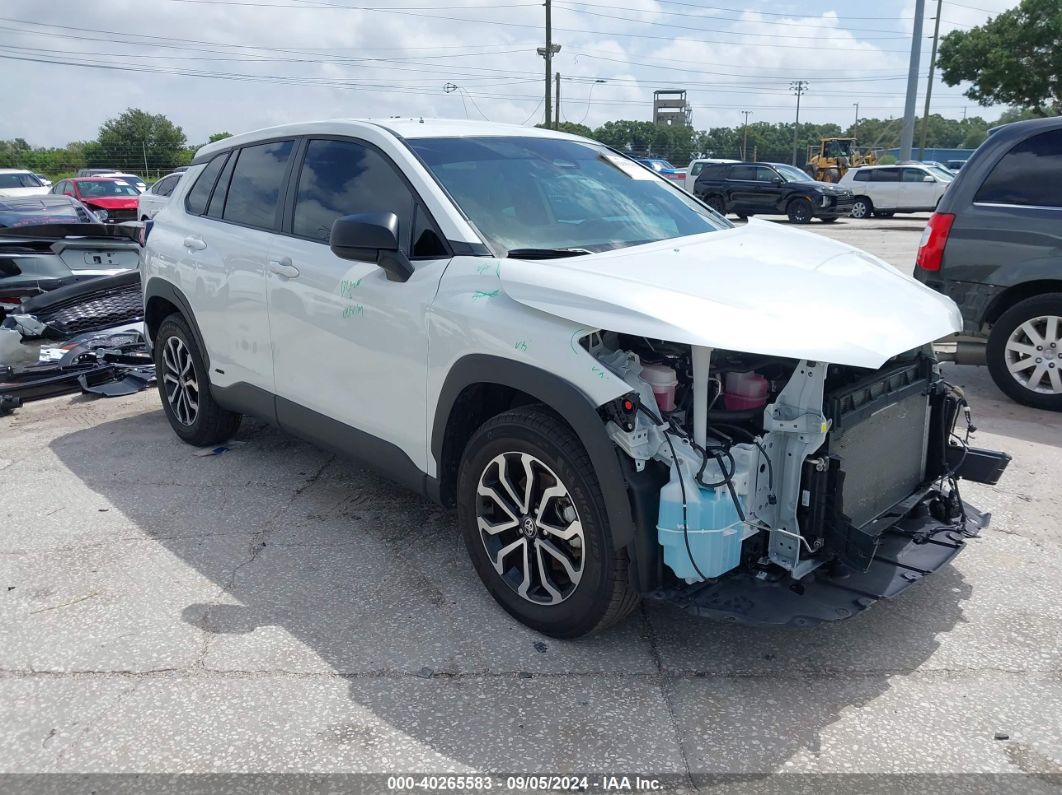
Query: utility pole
537 0 560 128
790 80 808 166
919 0 944 160
142 140 148 175
899 0 926 161
555 72 561 128
852 102 860 139
740 110 752 160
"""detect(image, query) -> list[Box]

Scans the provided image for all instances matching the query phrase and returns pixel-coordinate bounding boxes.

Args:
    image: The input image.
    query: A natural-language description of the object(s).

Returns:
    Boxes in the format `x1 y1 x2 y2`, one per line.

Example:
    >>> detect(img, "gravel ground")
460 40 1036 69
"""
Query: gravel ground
1 215 1059 790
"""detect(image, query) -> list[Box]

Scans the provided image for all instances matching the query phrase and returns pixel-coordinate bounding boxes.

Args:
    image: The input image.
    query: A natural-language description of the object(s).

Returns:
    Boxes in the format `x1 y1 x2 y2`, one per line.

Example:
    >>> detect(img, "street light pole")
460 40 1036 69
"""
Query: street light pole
899 0 926 161
790 81 808 166
853 102 860 139
919 0 944 160
555 71 561 128
741 110 752 160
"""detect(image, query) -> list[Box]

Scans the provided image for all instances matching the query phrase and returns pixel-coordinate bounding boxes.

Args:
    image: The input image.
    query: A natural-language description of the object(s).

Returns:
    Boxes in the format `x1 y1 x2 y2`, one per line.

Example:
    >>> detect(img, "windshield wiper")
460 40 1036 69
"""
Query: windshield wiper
505 247 592 260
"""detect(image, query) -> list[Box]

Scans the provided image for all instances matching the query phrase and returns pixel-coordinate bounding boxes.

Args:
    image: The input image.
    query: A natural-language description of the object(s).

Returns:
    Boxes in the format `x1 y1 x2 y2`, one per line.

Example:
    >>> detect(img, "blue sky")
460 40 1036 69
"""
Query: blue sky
0 0 1024 146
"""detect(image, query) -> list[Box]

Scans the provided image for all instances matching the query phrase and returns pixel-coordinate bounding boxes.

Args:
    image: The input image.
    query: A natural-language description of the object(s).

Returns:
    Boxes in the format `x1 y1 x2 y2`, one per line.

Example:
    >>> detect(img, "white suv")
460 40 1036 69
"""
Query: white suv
142 119 1005 637
839 164 953 218
137 172 183 219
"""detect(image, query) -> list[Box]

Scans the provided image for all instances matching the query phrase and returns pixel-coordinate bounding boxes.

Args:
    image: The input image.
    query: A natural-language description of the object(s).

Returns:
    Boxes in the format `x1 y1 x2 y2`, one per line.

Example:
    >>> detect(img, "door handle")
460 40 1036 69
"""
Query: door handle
183 236 207 251
269 257 300 279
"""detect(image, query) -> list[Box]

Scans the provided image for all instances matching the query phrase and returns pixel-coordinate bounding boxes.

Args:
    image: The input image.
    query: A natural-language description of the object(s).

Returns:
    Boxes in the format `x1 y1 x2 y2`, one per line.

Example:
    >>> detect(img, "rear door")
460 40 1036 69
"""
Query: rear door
267 136 452 468
726 164 776 212
868 167 902 209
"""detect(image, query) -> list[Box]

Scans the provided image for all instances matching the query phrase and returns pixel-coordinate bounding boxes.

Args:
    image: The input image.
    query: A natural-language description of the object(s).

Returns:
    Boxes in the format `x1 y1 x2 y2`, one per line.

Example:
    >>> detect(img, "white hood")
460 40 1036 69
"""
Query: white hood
499 220 962 369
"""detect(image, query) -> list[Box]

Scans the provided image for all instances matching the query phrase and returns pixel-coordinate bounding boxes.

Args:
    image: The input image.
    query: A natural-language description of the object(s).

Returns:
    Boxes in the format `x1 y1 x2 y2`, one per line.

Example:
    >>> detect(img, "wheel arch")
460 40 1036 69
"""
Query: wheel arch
431 355 637 552
143 277 210 369
983 281 1062 327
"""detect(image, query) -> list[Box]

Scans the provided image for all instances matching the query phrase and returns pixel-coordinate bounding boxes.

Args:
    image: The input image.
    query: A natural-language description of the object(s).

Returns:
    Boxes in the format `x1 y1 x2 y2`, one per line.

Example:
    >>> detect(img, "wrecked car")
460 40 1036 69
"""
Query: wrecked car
141 120 1009 638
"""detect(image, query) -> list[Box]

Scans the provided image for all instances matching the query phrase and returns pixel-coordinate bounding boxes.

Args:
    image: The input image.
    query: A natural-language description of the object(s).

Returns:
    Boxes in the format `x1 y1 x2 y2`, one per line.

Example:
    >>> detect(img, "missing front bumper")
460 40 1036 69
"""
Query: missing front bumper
649 502 989 627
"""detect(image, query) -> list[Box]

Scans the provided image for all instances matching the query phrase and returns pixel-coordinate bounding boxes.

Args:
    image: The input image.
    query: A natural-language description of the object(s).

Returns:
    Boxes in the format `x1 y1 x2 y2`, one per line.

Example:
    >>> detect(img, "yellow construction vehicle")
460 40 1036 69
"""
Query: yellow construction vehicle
805 138 878 182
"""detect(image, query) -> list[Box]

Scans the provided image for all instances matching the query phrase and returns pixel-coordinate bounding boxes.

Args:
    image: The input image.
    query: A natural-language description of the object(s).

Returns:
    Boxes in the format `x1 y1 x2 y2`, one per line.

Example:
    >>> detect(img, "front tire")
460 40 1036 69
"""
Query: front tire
850 196 873 219
153 314 242 445
704 194 726 215
787 197 813 224
457 406 638 637
986 294 1062 411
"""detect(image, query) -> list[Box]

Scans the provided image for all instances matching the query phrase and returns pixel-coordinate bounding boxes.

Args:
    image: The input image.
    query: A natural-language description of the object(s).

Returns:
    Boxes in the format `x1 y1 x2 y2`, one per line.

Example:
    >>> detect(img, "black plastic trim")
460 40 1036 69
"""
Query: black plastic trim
142 277 211 366
432 355 638 552
210 381 278 426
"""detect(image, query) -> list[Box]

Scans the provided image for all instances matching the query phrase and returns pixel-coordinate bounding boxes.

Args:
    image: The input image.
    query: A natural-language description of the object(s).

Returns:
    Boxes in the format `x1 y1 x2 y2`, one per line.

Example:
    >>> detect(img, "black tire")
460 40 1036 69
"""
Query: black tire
874 211 895 218
704 194 726 215
850 196 873 219
986 294 1062 411
820 216 839 223
787 197 813 224
153 313 242 445
457 405 638 638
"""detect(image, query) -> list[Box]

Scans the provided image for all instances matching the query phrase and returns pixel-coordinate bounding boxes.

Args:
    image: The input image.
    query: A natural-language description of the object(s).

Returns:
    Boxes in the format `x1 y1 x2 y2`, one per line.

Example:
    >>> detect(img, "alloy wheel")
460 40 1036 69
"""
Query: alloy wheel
475 452 585 605
850 199 870 219
162 336 200 425
1005 315 1062 395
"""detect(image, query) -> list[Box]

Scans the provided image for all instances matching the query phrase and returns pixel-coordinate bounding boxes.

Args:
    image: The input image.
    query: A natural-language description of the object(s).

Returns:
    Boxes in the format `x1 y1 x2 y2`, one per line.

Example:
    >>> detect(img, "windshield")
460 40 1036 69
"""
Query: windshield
410 136 728 255
774 164 817 183
926 166 955 182
77 180 140 197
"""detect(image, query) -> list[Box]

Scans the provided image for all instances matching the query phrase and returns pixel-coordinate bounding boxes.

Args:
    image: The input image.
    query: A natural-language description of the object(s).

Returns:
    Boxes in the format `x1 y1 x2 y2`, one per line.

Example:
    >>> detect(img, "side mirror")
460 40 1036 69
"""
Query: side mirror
329 212 414 283
772 177 784 185
923 175 935 183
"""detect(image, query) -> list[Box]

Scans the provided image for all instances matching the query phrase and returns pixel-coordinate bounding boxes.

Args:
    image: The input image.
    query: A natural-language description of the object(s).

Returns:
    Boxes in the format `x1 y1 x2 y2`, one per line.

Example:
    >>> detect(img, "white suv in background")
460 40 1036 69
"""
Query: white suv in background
839 163 953 218
137 172 183 219
140 119 1003 638
684 157 738 193
0 169 50 197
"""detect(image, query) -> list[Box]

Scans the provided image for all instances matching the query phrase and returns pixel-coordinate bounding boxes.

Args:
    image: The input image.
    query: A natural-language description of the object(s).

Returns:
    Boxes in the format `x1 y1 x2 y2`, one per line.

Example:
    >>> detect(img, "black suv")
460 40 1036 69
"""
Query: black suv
915 117 1062 411
693 161 854 224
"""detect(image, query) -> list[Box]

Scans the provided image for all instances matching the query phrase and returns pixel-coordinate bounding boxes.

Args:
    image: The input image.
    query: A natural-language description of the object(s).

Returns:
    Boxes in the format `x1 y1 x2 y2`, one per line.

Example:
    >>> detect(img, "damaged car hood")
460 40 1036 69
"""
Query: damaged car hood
499 220 961 369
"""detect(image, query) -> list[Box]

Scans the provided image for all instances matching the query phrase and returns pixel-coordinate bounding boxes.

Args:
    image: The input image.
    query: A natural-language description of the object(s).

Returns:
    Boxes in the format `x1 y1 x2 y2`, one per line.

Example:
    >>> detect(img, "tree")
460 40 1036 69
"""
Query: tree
208 131 233 143
535 122 594 138
94 108 188 172
937 0 1062 116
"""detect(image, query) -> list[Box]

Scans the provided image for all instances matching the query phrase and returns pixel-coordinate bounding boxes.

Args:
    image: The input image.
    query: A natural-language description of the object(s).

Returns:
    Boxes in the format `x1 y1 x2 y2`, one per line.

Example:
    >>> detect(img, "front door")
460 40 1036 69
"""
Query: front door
266 137 452 472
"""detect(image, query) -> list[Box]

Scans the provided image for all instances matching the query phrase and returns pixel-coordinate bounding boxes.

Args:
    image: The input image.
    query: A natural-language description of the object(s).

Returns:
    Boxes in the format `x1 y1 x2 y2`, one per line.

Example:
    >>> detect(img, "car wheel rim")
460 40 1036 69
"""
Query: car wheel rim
792 203 810 221
852 202 867 218
1005 315 1062 395
162 336 199 426
475 452 585 606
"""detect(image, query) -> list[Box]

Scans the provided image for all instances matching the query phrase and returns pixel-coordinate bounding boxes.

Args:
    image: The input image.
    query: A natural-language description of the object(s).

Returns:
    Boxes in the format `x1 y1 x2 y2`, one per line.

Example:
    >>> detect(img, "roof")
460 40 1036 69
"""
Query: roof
0 194 78 208
0 168 36 174
70 176 133 182
195 118 587 160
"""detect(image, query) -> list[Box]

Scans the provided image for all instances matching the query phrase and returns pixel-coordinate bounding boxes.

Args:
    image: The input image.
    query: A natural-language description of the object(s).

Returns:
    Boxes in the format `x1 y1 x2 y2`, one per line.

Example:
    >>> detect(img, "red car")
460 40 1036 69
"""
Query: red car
51 177 140 223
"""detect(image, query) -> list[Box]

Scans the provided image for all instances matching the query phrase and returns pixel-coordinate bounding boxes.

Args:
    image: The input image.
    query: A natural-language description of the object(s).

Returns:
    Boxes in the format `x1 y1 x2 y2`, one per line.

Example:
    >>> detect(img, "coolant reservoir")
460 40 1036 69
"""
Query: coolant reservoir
723 371 769 411
657 461 745 582
640 363 679 412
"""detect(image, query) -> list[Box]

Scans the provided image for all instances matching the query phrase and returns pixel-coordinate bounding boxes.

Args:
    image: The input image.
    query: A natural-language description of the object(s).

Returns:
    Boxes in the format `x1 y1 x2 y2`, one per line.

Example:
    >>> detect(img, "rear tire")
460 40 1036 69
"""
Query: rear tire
153 314 242 445
986 294 1062 411
787 197 813 224
457 405 638 637
820 216 839 223
850 196 873 219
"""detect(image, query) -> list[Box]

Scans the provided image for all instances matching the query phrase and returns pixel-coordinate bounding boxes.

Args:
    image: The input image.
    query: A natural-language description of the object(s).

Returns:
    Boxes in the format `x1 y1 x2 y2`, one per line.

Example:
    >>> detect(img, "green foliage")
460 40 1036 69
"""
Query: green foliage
535 122 594 138
93 108 188 172
876 154 898 165
208 131 234 143
591 121 696 164
937 0 1062 116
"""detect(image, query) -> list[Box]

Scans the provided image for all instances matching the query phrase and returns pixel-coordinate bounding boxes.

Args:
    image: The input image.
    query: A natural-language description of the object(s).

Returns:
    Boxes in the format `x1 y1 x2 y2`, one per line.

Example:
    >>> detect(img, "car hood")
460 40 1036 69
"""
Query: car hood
80 197 139 210
499 220 961 369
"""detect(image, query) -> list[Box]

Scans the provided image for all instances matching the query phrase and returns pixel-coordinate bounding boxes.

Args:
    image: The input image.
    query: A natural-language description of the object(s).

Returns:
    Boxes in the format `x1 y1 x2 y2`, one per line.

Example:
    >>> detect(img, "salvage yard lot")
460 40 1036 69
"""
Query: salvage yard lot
2 216 1060 782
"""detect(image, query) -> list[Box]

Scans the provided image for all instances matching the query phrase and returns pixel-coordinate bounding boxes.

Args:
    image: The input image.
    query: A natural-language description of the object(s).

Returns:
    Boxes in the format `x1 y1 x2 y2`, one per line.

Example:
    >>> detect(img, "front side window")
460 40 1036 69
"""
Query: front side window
223 140 295 229
975 129 1062 208
293 139 415 249
774 164 815 183
18 174 43 188
411 136 726 255
901 168 929 183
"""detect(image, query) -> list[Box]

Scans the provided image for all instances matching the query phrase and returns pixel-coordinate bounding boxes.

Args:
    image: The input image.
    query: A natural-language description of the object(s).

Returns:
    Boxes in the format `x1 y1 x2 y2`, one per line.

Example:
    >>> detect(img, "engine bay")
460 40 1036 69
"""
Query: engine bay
587 331 991 592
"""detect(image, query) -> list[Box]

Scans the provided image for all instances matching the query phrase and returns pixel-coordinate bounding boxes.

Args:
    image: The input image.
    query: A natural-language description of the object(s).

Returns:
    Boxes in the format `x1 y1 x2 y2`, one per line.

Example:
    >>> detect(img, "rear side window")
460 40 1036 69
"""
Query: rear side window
292 138 414 249
184 154 227 215
223 140 295 229
690 162 704 176
728 164 757 181
697 164 725 180
207 153 238 219
871 168 900 182
853 170 871 182
975 129 1062 208
155 175 178 197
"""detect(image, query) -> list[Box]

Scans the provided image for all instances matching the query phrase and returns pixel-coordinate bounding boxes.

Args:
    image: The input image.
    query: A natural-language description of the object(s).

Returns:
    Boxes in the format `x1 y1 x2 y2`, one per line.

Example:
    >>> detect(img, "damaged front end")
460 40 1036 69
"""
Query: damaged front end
589 332 1010 626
